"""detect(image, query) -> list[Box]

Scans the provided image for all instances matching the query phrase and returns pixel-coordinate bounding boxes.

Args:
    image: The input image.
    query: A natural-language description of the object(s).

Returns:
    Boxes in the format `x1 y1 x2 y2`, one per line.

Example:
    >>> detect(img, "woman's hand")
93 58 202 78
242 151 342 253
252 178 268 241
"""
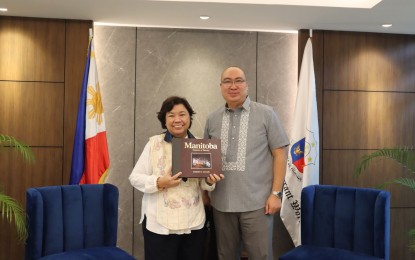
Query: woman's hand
206 173 225 186
157 172 182 190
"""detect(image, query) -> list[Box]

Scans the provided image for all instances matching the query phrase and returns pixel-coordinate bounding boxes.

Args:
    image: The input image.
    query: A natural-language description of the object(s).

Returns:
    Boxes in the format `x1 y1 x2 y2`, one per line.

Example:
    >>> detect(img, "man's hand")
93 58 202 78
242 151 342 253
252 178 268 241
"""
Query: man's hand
265 194 281 215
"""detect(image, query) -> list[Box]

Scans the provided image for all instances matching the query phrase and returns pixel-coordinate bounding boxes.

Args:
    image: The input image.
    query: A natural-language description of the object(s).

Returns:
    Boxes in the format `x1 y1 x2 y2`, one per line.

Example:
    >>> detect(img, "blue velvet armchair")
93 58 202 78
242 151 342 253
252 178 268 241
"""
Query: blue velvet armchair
280 185 390 260
25 184 135 260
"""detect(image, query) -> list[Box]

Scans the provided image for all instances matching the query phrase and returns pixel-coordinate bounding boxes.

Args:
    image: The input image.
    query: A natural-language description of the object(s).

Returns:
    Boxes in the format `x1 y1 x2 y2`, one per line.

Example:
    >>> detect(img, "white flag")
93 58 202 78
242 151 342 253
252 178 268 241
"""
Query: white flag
280 38 319 246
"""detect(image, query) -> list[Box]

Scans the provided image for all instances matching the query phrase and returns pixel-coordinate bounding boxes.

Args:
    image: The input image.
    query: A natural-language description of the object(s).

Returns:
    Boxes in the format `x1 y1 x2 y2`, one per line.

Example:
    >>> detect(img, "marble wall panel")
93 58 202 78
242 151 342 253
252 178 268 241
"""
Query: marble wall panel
257 32 298 135
94 26 298 259
134 28 258 259
94 25 137 253
257 32 299 257
135 28 257 154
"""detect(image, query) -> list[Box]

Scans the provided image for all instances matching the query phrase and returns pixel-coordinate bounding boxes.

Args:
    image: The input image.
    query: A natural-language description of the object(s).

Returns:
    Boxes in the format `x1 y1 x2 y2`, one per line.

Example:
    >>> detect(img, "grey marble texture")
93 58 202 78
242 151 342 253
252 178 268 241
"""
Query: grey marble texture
135 28 257 152
257 32 299 256
94 25 298 259
257 32 298 137
93 25 136 254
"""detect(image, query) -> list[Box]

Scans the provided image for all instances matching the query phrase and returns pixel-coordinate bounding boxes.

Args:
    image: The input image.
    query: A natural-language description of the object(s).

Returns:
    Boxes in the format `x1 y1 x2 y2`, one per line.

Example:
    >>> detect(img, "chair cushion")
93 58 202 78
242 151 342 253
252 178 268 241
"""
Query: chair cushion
38 246 135 260
279 245 384 260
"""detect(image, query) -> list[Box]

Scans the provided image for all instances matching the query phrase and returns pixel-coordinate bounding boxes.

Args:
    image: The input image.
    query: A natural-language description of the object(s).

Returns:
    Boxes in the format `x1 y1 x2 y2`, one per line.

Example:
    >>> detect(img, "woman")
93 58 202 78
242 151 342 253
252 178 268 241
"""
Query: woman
129 96 224 260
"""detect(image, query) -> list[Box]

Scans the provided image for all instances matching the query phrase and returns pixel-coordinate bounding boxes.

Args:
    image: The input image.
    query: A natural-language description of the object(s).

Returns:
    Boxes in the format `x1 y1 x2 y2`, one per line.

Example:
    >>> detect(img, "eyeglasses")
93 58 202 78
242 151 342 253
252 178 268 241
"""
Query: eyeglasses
221 79 246 87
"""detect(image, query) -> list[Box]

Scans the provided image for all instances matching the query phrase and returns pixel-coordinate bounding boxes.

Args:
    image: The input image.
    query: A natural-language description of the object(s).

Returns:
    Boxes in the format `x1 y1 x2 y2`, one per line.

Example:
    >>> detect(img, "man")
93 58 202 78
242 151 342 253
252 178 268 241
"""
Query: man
204 66 289 260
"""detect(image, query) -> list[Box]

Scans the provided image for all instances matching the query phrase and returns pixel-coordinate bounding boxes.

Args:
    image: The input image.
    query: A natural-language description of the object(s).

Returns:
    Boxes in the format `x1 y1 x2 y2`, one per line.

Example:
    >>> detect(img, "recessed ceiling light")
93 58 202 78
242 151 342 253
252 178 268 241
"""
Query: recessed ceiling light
0 8 8 12
200 15 210 20
382 24 392 28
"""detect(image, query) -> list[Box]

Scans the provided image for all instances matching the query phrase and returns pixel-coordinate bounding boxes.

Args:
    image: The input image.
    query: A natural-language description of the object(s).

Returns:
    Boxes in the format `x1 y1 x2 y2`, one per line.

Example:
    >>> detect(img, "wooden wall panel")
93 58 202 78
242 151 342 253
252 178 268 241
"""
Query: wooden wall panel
0 82 64 146
323 91 415 149
0 17 91 260
323 150 415 207
323 31 415 92
0 148 63 204
300 29 415 260
0 148 62 260
63 20 92 184
391 208 415 259
0 17 65 82
0 222 24 260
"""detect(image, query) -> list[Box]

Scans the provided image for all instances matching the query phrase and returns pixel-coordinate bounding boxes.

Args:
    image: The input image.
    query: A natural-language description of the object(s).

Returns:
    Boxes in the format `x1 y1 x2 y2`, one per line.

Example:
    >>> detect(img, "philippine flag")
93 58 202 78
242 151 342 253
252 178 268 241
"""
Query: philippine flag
70 36 110 185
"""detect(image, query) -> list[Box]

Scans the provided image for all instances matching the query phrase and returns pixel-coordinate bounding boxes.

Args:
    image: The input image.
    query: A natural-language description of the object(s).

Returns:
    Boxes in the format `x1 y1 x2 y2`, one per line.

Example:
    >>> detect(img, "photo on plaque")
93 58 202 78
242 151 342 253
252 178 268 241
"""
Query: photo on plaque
191 153 212 169
172 138 222 178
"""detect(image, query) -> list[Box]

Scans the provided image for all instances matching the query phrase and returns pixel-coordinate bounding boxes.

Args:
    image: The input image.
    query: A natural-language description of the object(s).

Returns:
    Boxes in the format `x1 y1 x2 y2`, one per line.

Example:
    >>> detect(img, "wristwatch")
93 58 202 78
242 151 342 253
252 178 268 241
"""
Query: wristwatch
272 191 283 199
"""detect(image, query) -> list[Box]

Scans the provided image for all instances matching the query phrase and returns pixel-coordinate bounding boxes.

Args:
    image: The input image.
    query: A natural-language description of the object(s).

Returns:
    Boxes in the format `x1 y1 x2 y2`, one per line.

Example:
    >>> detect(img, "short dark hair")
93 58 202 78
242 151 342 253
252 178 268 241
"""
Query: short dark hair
157 96 195 129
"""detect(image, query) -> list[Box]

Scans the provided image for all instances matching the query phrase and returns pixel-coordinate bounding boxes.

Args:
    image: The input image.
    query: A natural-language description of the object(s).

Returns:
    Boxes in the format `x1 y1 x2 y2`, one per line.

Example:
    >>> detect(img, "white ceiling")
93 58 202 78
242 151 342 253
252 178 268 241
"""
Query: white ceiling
1 0 414 34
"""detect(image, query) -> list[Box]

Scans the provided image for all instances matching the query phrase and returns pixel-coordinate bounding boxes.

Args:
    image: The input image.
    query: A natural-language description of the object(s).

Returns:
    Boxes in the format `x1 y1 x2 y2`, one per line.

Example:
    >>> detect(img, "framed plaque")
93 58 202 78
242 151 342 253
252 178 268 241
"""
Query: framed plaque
172 138 222 178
